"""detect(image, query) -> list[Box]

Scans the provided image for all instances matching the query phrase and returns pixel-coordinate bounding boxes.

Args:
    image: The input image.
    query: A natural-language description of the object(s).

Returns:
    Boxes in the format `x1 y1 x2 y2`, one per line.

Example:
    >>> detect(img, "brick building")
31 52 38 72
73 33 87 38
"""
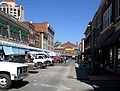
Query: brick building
32 22 55 51
84 0 120 73
54 41 78 57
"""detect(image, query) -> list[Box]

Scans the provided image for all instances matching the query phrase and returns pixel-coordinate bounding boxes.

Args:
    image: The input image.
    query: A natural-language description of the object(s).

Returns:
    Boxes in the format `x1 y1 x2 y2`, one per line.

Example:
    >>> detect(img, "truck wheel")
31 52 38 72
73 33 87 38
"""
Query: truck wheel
0 74 11 89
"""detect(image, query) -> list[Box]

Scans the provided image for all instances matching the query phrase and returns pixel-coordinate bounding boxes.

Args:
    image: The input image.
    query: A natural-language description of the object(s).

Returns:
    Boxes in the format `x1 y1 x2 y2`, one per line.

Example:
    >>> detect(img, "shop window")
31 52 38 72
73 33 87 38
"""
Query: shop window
10 26 20 41
0 27 8 38
117 48 120 64
109 49 112 61
108 48 114 69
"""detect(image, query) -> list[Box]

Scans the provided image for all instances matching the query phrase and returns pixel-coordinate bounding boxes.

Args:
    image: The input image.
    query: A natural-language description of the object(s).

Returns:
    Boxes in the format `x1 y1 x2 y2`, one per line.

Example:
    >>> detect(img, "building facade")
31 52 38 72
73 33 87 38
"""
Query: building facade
0 0 24 21
84 0 120 74
0 10 30 45
32 22 55 51
61 41 78 57
23 22 40 47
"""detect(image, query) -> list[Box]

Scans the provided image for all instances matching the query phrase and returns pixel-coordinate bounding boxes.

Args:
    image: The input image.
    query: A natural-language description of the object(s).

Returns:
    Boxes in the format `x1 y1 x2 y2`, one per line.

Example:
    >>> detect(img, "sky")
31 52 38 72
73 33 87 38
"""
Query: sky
17 0 101 43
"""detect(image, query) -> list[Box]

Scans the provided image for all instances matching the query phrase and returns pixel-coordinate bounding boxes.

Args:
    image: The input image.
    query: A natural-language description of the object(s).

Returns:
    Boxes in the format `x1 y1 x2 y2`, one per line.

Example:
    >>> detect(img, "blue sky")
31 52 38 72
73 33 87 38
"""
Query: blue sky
17 0 101 43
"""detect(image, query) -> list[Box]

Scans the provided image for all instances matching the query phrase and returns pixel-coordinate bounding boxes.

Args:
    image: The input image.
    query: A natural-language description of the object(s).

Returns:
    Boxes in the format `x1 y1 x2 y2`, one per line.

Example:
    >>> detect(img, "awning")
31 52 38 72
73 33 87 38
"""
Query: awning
0 45 3 50
96 29 114 48
3 46 13 55
3 46 27 55
18 48 26 55
105 29 120 45
96 29 120 48
12 47 19 54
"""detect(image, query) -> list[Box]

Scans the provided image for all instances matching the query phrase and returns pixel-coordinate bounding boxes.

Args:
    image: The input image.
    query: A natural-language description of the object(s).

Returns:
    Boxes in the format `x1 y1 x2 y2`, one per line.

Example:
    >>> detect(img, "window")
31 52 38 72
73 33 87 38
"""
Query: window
117 48 120 68
37 56 43 59
103 4 112 29
118 48 120 61
7 8 8 13
10 8 12 11
109 49 112 61
18 10 20 16
14 12 16 14
119 0 120 16
3 8 5 12
0 26 8 38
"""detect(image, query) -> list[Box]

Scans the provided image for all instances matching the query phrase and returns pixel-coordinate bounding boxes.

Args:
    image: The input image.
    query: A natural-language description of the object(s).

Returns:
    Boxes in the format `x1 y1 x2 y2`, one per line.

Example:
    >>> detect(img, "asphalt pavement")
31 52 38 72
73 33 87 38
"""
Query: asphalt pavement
7 60 94 91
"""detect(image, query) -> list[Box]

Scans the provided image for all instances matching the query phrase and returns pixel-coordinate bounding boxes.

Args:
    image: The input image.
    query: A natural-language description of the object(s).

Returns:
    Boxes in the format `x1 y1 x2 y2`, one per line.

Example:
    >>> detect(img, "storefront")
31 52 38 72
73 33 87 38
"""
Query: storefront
96 26 120 73
0 40 43 63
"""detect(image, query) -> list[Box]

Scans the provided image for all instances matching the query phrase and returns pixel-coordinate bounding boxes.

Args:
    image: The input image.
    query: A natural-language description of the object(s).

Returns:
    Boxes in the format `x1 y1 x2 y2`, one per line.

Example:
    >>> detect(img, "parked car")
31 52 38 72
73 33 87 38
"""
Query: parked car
51 56 62 63
37 54 54 66
33 55 47 68
0 61 28 89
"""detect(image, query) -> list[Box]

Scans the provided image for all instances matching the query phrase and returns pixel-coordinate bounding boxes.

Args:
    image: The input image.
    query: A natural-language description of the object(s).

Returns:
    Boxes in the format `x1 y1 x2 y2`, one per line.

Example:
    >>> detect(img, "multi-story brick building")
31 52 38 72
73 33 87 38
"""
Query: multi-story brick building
32 22 55 51
23 22 41 48
84 0 120 73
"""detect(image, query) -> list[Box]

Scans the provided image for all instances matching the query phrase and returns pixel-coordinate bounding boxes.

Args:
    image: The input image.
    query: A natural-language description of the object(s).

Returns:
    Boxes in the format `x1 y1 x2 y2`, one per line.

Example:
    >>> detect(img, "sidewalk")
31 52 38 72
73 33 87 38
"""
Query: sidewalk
67 63 77 79
66 63 94 91
74 63 120 91
89 72 120 80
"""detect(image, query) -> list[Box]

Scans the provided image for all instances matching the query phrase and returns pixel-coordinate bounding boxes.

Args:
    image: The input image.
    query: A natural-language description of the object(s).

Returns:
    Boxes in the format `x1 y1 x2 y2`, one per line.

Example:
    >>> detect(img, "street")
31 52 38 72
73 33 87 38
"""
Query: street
8 60 94 91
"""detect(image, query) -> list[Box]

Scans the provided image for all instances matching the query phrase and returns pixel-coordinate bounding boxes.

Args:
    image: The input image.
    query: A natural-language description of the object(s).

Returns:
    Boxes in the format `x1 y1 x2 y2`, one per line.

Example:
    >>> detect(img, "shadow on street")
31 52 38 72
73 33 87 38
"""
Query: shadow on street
75 64 120 91
10 80 29 89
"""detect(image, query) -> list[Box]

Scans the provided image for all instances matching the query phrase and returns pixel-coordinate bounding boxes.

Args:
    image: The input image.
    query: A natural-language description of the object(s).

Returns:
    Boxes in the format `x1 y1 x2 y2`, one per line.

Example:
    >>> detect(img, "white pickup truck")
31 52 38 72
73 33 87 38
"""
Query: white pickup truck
0 62 28 89
33 55 47 68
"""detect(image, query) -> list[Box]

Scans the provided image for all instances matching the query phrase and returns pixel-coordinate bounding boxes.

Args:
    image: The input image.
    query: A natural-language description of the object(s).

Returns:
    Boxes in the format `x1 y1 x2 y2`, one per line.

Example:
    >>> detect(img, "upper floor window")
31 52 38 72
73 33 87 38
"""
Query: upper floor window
3 8 6 12
18 9 20 16
10 8 12 11
103 4 112 29
118 0 120 16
